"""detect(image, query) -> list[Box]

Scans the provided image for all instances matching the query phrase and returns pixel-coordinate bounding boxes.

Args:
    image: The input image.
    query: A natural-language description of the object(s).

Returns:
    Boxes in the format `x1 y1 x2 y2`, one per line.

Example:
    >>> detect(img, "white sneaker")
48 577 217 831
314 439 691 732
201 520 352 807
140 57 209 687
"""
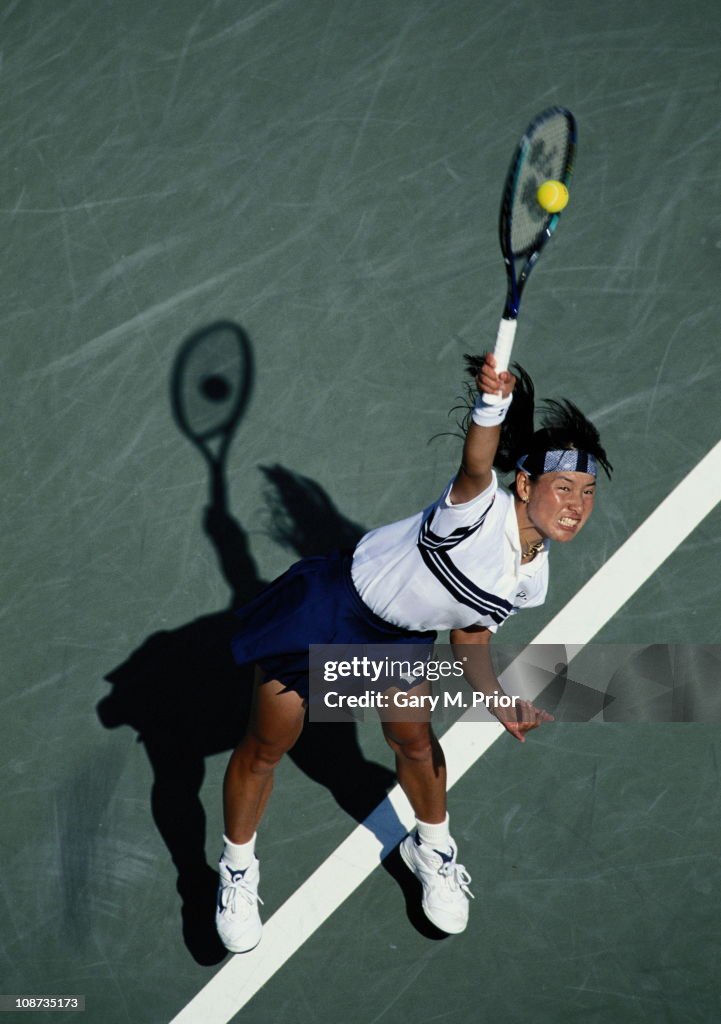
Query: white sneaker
400 831 474 934
215 857 263 953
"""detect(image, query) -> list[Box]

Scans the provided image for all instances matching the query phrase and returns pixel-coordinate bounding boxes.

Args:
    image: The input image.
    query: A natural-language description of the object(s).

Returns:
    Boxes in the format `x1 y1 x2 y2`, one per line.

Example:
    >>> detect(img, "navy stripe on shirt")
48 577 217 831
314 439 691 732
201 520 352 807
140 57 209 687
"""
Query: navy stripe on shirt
417 494 514 625
420 494 495 551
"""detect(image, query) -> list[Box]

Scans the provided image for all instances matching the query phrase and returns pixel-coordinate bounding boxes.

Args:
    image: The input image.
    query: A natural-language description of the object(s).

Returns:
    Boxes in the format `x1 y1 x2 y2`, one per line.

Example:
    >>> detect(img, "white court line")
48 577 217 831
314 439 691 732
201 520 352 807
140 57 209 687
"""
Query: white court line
170 437 721 1024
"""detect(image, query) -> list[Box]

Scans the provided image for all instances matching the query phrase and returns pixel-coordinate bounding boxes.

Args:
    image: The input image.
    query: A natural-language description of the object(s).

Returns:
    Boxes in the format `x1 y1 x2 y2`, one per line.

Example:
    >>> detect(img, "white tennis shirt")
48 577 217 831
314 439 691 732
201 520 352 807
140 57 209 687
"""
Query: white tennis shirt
351 472 549 632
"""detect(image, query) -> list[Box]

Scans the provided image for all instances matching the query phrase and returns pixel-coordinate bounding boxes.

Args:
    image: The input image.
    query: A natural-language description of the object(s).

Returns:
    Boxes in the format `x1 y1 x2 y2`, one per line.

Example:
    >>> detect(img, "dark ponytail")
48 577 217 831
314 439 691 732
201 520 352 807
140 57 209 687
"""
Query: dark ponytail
463 355 613 479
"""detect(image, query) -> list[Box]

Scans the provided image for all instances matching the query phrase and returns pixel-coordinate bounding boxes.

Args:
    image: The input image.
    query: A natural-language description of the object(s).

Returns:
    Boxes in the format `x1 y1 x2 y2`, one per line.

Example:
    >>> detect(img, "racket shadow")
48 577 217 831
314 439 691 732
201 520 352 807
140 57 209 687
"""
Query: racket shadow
97 325 398 965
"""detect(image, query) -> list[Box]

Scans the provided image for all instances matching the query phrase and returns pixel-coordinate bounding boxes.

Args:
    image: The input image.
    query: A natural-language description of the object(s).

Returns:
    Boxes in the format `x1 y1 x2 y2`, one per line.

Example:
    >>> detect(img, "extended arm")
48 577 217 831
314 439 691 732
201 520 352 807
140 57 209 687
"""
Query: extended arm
450 626 553 742
450 354 516 505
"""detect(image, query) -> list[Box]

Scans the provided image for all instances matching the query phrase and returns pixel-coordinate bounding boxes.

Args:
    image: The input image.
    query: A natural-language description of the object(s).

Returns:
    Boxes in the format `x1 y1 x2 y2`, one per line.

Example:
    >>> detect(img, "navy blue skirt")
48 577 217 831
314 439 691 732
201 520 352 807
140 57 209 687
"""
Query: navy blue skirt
230 551 437 699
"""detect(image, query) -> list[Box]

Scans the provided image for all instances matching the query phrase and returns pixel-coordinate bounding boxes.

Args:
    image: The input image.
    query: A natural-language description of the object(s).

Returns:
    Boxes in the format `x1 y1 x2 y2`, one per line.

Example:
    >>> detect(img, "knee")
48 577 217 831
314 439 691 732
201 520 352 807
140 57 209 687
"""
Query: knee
383 724 435 764
234 732 292 776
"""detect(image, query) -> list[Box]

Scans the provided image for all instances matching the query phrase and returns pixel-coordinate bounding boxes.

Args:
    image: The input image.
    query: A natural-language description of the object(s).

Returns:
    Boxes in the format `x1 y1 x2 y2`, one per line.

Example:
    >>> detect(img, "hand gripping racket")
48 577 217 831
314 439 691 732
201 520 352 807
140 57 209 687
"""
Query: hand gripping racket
486 106 576 403
170 321 253 505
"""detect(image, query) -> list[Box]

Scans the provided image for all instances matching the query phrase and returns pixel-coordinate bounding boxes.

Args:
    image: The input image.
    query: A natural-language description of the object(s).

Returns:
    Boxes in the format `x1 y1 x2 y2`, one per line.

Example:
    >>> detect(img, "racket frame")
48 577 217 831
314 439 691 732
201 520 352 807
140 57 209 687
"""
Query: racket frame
485 106 576 404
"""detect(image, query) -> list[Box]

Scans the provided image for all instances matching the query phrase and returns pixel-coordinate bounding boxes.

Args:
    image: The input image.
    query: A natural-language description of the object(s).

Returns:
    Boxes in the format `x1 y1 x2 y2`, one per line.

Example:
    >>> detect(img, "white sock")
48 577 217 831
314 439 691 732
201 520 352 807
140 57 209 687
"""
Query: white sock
222 832 256 870
415 814 451 849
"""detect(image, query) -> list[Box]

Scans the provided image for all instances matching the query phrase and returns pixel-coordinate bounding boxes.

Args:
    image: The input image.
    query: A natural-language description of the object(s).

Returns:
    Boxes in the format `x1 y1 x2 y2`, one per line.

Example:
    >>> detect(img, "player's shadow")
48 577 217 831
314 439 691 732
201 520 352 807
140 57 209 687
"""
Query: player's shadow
97 329 398 966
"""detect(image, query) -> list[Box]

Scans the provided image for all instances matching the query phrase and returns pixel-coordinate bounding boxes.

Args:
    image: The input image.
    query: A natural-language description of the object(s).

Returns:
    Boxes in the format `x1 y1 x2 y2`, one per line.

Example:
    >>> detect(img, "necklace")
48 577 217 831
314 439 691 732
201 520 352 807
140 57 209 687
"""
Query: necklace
521 539 544 562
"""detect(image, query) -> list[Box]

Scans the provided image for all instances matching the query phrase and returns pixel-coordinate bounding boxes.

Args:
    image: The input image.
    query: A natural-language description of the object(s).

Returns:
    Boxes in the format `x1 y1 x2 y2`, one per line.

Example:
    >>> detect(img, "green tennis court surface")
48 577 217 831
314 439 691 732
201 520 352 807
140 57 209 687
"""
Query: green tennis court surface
2 1 720 1021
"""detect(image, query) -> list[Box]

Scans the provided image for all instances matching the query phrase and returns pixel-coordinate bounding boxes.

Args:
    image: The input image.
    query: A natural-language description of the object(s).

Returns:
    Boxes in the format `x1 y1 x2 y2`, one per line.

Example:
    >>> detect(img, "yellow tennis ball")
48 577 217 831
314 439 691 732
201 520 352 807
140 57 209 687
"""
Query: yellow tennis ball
536 180 569 213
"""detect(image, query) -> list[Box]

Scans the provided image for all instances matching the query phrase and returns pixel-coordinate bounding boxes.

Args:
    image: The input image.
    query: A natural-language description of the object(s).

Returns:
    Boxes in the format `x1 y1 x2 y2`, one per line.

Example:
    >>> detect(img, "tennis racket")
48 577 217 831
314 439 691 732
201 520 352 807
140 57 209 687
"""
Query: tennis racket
170 321 253 505
485 106 576 403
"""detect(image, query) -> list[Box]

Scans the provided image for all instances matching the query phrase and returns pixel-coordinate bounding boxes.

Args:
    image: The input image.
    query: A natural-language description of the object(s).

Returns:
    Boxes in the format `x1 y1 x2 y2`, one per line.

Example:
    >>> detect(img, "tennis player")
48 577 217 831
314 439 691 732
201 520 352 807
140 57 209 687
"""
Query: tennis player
215 352 612 952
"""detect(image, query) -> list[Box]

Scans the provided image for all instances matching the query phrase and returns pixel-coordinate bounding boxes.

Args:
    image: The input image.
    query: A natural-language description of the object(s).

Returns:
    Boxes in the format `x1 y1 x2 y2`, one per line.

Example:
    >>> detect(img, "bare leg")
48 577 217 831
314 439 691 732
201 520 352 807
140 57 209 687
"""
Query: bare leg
223 671 307 843
381 719 447 824
383 705 472 935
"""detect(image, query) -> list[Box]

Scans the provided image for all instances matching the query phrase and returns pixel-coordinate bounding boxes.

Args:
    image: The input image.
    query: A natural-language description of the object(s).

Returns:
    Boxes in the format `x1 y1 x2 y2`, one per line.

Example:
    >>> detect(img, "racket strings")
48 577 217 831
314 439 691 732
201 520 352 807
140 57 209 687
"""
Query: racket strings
508 112 573 256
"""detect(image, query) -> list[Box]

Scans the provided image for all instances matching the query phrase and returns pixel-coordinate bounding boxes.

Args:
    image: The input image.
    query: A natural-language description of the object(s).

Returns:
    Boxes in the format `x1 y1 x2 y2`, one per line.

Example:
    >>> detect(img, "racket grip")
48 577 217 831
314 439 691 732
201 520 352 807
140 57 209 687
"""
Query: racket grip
484 317 518 405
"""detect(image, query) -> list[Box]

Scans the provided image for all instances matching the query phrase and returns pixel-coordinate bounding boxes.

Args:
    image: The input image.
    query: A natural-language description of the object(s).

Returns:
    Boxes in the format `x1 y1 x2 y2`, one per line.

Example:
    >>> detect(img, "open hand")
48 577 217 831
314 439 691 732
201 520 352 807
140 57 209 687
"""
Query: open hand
493 699 554 743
